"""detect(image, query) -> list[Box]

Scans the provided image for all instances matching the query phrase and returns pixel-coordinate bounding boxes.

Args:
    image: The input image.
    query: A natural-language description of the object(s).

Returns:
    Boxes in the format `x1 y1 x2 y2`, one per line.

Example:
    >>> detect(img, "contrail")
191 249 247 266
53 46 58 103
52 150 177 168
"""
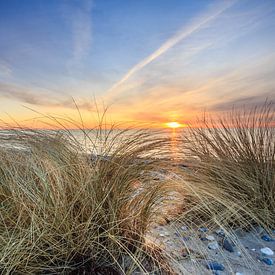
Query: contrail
104 1 235 100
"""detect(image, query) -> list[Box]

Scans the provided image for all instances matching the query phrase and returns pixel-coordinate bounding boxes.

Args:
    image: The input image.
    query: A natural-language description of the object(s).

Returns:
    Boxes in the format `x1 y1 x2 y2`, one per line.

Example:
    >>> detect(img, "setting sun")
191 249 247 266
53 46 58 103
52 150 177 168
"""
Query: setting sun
166 122 182 128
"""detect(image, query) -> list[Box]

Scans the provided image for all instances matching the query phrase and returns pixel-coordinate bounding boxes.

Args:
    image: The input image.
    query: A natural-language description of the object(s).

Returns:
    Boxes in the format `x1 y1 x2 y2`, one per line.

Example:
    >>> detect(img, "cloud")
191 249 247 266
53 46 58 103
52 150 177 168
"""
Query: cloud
104 0 235 100
72 1 93 62
211 94 274 111
63 0 93 69
105 52 275 125
0 82 94 110
0 61 12 78
99 0 275 125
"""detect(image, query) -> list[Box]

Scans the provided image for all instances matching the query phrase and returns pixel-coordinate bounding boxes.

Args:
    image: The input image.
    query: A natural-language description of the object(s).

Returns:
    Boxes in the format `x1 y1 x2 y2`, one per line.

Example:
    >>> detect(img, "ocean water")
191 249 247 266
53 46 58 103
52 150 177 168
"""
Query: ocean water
68 128 186 160
0 128 187 160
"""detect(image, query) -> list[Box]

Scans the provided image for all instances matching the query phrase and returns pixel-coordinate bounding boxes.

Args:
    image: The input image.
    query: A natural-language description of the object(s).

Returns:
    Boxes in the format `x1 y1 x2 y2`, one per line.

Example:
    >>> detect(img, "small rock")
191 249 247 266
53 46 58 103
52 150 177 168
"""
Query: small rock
181 226 188 231
261 234 274 242
206 235 215 241
159 233 165 237
235 272 243 275
206 261 225 271
222 238 235 252
236 251 242 257
262 258 273 265
251 248 256 251
208 241 219 250
200 237 208 241
260 247 274 256
199 227 208 232
215 229 225 236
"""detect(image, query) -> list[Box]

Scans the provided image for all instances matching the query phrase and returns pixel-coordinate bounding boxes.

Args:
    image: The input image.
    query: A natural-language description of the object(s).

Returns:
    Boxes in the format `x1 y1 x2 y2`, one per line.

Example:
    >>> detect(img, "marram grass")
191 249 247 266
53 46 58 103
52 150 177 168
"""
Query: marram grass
181 101 275 228
0 127 173 274
0 102 274 274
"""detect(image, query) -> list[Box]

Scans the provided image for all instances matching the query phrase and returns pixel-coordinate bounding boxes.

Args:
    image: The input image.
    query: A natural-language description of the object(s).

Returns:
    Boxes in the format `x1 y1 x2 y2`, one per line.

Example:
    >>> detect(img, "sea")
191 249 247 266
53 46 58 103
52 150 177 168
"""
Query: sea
0 128 188 161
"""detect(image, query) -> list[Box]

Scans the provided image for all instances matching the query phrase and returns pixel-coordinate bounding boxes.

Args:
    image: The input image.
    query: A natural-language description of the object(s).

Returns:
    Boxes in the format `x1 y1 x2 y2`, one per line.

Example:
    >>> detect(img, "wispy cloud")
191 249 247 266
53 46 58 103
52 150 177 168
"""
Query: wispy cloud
104 0 235 100
106 52 275 125
0 82 94 110
63 0 93 69
0 61 12 78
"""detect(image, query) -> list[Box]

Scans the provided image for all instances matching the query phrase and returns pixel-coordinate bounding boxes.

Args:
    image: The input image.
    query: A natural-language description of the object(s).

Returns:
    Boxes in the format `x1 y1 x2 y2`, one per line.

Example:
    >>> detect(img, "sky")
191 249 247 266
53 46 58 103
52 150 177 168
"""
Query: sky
0 0 274 128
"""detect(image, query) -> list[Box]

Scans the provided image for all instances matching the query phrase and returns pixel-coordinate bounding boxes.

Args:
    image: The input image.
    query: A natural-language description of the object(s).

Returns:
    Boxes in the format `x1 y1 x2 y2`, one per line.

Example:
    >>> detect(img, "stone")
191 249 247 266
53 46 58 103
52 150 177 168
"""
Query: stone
200 237 208 241
206 235 215 241
262 258 273 265
198 227 208 232
208 241 219 250
235 273 243 275
222 238 235 252
181 226 188 231
260 247 274 256
215 229 225 236
261 234 274 242
206 261 225 271
236 251 242 257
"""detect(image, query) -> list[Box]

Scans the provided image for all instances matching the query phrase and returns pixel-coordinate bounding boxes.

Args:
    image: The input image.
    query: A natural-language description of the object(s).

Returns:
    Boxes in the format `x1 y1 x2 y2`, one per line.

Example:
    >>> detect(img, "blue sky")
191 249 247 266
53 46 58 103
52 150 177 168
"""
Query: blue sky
0 0 274 127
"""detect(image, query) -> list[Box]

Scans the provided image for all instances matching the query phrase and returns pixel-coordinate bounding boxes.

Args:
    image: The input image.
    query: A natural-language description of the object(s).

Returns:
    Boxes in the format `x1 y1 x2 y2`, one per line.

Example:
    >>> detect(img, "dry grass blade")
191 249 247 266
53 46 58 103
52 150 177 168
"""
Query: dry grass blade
181 101 275 228
0 121 174 274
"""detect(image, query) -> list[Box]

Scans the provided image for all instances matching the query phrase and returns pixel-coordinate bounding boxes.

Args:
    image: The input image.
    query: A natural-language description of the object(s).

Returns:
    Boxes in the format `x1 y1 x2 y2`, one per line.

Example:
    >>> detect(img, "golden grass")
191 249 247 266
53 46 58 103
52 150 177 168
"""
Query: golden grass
0 125 174 274
1 102 274 274
181 101 275 228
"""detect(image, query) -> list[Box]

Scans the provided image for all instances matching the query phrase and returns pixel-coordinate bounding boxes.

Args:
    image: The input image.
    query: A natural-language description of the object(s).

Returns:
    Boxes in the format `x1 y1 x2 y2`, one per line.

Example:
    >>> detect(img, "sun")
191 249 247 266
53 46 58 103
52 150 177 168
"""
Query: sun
166 121 182 128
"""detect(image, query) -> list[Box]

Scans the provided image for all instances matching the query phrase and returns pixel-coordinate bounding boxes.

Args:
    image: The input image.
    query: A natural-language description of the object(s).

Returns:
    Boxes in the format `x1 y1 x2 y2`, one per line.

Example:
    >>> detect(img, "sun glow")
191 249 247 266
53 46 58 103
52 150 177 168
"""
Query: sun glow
166 121 182 128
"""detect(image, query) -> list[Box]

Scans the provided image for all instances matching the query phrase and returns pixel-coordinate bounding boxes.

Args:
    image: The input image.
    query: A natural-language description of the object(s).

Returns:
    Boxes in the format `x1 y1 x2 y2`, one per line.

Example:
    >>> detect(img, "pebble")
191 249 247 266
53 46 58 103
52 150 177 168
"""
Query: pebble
208 241 219 250
262 258 273 266
235 272 243 275
206 261 225 271
200 237 208 241
206 235 215 241
215 229 225 236
251 248 256 251
159 233 165 237
260 247 274 256
261 234 274 242
223 238 235 252
199 227 208 232
236 251 242 257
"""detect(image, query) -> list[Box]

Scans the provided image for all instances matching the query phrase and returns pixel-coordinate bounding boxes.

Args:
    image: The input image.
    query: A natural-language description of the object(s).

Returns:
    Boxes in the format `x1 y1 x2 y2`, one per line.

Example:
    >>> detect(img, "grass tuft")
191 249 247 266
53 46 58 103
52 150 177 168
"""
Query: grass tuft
0 125 173 274
181 101 275 228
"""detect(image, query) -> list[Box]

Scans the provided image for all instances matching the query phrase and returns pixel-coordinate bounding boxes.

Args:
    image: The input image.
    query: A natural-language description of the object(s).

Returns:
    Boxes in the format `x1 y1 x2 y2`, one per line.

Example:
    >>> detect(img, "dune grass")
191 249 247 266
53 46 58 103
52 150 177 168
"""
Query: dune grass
181 102 275 228
1 102 274 274
0 125 174 274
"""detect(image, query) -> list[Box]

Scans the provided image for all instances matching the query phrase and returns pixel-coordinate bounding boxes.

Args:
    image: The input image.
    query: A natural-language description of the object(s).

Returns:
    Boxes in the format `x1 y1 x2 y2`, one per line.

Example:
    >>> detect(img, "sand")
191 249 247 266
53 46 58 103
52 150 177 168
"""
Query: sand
146 223 275 274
